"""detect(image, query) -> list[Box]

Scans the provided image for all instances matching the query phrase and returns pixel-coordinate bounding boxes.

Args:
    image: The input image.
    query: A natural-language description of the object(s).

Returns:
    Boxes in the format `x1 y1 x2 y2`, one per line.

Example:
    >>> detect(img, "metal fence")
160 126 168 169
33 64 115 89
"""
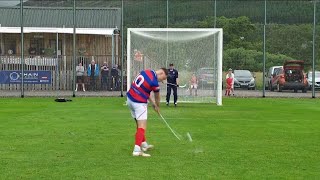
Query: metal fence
0 0 319 98
0 54 122 90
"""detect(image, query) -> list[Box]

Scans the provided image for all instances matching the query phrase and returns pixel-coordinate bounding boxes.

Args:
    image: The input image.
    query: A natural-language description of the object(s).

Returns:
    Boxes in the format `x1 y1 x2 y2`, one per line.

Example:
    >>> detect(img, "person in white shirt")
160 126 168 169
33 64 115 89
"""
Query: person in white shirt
226 68 235 96
75 62 85 91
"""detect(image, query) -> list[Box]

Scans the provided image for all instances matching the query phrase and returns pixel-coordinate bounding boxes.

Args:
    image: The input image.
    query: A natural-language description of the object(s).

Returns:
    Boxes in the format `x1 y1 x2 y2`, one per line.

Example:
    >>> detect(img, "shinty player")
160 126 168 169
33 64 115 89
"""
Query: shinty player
127 68 168 157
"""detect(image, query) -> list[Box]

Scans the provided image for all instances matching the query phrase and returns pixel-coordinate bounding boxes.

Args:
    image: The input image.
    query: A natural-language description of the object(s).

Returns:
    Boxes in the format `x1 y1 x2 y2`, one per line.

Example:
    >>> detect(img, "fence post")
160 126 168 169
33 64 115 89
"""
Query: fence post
20 0 25 98
72 0 76 97
56 32 59 91
121 0 124 97
262 0 267 97
312 0 317 98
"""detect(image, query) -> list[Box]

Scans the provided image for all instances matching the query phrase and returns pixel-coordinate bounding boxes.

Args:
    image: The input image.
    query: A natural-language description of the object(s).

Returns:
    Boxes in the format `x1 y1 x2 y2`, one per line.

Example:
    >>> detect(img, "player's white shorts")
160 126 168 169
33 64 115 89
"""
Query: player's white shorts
190 83 198 89
127 97 148 120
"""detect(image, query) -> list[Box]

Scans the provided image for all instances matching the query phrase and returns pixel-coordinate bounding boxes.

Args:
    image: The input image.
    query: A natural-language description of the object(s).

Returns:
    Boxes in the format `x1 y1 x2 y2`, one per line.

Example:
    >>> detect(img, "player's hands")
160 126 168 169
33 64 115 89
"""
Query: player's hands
176 84 179 87
152 103 160 115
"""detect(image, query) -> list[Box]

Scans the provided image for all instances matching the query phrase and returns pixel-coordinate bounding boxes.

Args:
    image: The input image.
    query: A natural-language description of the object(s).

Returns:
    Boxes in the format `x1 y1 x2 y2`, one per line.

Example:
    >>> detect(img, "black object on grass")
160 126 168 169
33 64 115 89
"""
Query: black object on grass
54 98 72 102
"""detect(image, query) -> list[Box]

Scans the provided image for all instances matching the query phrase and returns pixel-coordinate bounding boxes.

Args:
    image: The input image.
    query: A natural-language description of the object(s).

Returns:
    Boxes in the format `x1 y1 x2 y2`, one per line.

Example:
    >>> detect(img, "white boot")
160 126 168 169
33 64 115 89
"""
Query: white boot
141 142 154 152
132 145 151 157
132 151 151 157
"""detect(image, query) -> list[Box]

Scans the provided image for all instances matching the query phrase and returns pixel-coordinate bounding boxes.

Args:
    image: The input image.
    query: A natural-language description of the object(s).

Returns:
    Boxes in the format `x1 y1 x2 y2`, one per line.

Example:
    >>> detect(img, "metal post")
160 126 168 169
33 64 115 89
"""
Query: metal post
312 0 317 98
120 0 124 97
213 0 217 98
167 0 169 28
63 25 66 90
214 0 217 28
72 0 76 97
115 32 119 91
166 0 169 67
112 33 115 67
20 0 24 98
0 32 3 55
262 0 267 97
56 32 59 91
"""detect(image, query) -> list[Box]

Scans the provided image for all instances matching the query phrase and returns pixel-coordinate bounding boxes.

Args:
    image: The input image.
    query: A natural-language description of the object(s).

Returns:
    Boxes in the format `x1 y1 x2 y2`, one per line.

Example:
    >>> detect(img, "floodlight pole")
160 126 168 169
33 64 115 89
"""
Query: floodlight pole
20 0 24 98
262 0 267 98
312 0 317 98
72 0 76 97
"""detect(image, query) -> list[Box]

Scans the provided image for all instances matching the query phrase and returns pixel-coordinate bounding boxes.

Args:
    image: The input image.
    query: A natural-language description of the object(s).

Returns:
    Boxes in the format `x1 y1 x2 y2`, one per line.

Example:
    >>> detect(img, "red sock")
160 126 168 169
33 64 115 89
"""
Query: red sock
142 134 146 142
135 128 145 146
136 127 146 142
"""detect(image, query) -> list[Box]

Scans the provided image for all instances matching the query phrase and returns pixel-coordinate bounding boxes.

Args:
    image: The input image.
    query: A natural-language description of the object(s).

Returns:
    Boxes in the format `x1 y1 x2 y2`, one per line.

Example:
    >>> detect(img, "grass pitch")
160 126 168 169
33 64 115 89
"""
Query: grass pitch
0 97 319 179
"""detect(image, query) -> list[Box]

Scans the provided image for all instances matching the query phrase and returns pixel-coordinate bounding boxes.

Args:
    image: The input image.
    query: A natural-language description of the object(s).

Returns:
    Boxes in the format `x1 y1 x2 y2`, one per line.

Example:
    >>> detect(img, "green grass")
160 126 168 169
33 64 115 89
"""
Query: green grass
1 97 320 179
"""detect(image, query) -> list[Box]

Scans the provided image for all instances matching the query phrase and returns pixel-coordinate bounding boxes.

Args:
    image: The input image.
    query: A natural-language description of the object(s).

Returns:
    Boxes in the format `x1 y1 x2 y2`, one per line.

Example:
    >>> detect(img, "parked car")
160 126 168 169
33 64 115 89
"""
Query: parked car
306 71 320 90
233 70 256 90
270 60 308 93
196 67 214 89
265 66 282 90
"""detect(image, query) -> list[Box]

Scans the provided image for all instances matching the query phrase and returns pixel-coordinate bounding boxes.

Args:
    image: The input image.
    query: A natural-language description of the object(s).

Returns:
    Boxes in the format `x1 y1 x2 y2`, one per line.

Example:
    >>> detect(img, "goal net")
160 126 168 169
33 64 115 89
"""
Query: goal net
127 28 223 105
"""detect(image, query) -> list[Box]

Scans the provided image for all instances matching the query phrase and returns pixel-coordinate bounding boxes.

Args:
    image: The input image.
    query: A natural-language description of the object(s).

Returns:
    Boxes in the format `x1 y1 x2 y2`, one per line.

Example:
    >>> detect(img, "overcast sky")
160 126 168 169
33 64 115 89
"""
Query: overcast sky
0 0 28 7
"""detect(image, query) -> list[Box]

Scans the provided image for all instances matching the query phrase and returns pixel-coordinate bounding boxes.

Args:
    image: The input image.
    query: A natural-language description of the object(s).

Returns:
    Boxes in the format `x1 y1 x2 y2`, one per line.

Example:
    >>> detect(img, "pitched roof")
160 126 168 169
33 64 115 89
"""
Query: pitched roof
0 6 121 28
21 0 120 8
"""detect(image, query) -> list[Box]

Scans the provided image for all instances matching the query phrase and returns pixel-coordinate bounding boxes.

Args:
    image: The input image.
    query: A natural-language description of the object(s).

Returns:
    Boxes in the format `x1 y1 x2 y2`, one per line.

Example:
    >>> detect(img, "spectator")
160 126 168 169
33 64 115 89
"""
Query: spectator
225 76 233 96
87 60 99 91
101 62 110 90
28 46 36 57
111 65 119 90
75 62 85 91
189 73 198 96
226 68 235 96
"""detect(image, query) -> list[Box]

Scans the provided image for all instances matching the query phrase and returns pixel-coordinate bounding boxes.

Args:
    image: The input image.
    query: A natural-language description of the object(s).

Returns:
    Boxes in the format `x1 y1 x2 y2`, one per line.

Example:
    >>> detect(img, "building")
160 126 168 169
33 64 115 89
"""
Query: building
0 5 122 90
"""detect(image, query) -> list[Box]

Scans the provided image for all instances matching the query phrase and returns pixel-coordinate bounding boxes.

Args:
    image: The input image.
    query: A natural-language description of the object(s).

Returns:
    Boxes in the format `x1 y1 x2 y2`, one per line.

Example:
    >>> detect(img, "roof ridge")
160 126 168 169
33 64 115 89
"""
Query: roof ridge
0 6 120 10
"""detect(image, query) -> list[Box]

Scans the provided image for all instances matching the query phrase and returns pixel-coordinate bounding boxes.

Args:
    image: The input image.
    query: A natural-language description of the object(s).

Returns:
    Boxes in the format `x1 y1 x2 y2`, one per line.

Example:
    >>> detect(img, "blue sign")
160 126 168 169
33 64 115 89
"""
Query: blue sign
0 71 52 84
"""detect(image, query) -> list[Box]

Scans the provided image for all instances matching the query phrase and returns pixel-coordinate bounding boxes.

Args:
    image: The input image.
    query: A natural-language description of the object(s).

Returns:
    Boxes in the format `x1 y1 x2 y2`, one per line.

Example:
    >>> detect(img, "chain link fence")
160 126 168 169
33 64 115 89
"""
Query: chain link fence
0 0 319 98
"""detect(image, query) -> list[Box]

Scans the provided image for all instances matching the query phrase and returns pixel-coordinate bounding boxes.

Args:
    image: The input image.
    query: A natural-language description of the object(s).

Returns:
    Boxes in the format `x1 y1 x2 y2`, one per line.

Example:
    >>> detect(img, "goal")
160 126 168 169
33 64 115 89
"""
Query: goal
127 28 223 105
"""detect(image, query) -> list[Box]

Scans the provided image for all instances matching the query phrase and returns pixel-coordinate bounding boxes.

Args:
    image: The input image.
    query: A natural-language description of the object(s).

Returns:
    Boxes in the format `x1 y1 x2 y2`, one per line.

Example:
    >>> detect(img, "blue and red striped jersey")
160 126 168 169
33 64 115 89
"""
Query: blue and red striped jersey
127 69 160 103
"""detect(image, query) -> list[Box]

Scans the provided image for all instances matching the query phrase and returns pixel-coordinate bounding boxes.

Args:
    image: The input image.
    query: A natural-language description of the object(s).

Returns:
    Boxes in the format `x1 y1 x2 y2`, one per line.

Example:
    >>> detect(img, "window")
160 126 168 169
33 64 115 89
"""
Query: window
49 39 62 55
29 37 44 55
3 34 17 55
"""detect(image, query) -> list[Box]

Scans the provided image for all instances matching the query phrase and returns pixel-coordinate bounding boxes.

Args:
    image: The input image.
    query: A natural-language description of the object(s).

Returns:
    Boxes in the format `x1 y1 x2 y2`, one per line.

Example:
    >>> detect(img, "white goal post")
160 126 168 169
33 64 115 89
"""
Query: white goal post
127 28 223 105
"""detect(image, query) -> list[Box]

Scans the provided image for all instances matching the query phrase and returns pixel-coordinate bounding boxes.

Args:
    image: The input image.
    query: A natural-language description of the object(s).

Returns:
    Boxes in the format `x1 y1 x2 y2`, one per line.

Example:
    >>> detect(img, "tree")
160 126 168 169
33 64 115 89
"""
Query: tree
197 16 258 50
224 48 293 72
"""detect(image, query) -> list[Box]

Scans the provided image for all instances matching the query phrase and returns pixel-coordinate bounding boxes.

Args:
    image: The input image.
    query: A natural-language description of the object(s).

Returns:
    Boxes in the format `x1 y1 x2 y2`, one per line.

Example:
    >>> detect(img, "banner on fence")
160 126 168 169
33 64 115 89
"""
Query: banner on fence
0 71 52 84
